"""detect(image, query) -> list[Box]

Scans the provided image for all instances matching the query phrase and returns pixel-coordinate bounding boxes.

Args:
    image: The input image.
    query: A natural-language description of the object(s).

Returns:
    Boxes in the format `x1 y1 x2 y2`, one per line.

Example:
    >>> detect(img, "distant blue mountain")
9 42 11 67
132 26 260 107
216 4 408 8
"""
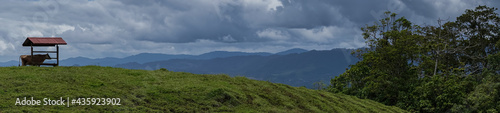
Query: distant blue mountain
275 48 308 55
0 60 19 67
60 57 121 66
197 51 272 59
122 53 193 64
115 48 359 88
1 48 359 88
59 50 275 66
2 49 304 67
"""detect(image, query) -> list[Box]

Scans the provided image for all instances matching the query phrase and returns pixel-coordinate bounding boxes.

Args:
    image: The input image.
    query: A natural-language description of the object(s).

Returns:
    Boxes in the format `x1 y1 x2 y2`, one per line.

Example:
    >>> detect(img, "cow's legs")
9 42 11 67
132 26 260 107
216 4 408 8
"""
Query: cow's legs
21 59 26 66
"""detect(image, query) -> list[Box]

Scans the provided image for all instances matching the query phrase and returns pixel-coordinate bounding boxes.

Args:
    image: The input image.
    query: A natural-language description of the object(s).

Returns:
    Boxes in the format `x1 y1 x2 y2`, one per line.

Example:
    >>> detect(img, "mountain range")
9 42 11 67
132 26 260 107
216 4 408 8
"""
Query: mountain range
0 48 358 88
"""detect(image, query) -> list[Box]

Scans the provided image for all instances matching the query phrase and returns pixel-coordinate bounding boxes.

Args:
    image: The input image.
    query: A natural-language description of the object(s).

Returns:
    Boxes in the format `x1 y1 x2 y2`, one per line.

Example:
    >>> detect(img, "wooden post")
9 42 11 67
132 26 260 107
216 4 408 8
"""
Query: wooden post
56 45 59 67
31 44 33 66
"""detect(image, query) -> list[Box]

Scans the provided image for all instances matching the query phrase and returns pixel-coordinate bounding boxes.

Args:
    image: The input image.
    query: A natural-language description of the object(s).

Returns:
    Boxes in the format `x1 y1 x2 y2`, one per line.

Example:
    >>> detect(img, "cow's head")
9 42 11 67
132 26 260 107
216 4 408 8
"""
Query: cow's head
44 53 51 59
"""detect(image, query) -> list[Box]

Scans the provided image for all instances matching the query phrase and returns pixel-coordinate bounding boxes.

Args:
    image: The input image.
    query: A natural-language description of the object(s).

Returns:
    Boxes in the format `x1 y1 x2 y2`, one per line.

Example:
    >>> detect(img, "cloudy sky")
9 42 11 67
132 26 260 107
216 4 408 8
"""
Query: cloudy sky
0 0 498 62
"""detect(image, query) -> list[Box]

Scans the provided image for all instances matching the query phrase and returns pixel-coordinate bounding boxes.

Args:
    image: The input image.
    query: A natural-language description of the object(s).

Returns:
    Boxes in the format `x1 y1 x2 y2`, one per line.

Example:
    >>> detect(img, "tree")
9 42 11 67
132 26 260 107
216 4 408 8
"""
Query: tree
329 6 500 112
455 6 500 75
313 80 327 90
330 11 423 106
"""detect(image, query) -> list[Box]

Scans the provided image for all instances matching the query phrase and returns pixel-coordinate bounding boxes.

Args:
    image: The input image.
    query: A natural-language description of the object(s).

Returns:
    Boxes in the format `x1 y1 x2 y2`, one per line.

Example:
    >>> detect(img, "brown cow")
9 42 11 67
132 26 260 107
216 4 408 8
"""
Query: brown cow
20 54 51 66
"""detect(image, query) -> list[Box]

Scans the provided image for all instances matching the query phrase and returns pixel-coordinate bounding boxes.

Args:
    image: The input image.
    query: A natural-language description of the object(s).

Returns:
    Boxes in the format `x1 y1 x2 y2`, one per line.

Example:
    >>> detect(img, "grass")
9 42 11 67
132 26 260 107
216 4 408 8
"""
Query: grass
0 66 406 112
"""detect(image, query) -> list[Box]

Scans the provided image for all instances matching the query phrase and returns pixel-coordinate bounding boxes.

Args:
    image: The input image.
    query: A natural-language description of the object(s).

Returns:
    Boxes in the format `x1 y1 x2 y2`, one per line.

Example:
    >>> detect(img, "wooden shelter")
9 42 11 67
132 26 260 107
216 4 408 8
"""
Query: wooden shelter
22 37 67 66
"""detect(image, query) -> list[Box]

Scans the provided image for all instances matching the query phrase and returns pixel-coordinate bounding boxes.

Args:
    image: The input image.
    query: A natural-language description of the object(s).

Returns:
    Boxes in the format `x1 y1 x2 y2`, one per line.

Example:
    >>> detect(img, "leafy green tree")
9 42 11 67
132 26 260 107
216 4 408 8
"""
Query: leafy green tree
313 80 327 90
329 5 500 112
465 72 500 112
412 75 469 112
330 11 423 106
456 27 500 112
455 6 500 75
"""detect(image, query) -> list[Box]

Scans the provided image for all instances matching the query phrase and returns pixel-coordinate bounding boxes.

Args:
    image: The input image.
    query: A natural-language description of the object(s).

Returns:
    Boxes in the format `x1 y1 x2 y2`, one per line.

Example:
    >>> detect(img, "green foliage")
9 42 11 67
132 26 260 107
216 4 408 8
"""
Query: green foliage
0 66 406 112
329 5 500 112
464 72 500 112
312 80 328 90
333 11 423 108
158 68 169 72
412 75 470 112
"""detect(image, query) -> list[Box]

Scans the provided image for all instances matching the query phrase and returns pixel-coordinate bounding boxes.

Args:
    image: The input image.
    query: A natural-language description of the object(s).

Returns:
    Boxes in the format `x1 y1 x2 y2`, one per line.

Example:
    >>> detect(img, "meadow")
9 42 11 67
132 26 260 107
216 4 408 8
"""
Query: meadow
0 66 405 112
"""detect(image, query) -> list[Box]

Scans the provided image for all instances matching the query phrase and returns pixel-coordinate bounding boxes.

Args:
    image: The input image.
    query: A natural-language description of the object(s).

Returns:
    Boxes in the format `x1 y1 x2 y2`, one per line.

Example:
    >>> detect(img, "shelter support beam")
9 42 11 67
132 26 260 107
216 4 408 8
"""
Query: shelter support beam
56 45 59 66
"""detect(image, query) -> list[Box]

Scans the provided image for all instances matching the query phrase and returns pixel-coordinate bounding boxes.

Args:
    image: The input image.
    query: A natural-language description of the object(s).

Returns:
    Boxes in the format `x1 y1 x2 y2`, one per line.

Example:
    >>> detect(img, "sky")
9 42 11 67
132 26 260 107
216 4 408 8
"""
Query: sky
0 0 499 62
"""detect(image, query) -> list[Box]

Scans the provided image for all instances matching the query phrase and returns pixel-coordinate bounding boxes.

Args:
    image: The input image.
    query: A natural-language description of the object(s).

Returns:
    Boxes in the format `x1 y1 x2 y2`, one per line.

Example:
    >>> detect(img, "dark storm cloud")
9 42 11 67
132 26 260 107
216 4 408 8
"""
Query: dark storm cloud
400 0 438 18
0 0 498 61
323 0 393 24
268 0 346 28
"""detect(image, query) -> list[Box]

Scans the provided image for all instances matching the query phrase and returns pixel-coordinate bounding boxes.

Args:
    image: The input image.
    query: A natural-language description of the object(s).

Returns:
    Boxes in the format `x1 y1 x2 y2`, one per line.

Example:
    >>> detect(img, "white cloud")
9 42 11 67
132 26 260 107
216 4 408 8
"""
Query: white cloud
0 39 15 56
242 0 283 11
257 28 290 40
291 26 340 43
220 35 237 42
0 40 8 55
55 24 75 34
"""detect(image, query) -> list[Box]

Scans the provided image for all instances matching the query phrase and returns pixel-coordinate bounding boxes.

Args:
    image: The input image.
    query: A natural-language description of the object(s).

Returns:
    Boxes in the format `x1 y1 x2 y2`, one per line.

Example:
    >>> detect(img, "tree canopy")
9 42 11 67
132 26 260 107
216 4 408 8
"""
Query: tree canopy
328 6 500 112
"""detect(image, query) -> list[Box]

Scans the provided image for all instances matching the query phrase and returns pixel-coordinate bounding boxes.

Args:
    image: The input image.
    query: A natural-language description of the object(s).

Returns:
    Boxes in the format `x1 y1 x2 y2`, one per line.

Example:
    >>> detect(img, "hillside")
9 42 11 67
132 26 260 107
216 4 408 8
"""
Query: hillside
0 66 405 112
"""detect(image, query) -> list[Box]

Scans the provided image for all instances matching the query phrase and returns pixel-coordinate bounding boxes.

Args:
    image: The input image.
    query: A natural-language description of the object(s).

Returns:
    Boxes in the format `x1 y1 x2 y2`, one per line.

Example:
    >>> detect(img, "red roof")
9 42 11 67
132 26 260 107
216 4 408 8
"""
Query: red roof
22 37 67 46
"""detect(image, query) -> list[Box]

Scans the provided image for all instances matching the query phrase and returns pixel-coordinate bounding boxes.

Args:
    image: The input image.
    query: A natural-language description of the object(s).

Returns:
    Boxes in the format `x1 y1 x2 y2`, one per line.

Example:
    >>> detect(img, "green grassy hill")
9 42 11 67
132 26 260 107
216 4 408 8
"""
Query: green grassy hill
0 66 405 112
